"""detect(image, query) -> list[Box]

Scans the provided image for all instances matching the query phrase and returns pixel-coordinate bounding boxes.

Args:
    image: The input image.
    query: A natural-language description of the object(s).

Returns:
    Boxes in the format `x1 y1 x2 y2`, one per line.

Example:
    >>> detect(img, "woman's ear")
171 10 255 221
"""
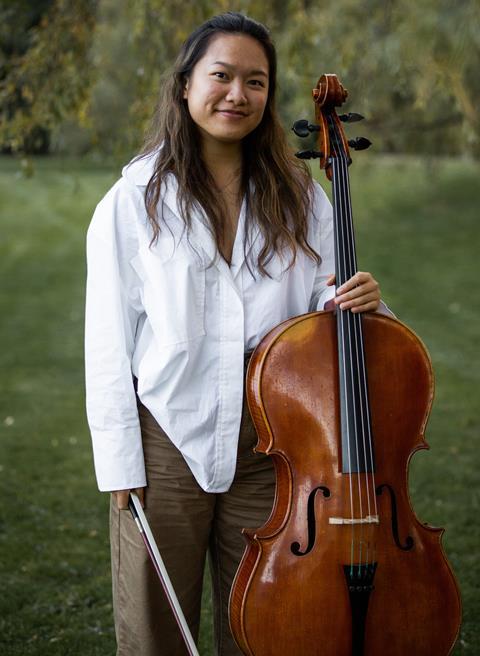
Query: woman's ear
183 79 189 99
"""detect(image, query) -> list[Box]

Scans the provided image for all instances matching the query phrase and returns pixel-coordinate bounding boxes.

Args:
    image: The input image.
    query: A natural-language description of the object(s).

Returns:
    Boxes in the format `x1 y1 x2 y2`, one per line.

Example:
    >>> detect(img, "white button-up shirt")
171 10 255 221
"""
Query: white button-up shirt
85 153 336 492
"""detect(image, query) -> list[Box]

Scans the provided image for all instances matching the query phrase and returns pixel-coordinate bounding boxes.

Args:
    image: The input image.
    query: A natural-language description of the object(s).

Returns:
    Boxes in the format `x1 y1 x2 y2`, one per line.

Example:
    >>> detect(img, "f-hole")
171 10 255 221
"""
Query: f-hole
291 485 330 556
376 483 414 551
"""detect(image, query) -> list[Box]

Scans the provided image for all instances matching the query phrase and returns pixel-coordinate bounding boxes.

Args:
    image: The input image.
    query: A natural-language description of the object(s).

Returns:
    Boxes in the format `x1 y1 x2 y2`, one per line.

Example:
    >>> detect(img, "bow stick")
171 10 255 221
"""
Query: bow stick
128 492 200 656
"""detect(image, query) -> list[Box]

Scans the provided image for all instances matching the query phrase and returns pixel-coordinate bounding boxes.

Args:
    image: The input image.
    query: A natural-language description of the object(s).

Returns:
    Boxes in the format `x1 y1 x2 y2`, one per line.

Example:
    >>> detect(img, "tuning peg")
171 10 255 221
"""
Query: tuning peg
348 137 372 151
295 149 323 160
292 119 321 138
339 112 364 123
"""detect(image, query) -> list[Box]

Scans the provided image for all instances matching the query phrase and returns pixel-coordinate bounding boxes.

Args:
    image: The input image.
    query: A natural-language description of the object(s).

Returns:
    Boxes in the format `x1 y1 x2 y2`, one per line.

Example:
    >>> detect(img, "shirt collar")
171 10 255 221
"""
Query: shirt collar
122 151 261 277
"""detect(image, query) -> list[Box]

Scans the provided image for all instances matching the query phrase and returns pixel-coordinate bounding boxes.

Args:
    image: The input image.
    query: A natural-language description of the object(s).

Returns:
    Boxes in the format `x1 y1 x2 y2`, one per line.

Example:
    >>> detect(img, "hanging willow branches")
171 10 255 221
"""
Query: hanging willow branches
0 0 478 157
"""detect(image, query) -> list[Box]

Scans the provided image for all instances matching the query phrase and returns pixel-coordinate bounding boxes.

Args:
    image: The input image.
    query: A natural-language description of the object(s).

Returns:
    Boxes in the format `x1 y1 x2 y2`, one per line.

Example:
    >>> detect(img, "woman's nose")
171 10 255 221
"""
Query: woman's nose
225 80 247 104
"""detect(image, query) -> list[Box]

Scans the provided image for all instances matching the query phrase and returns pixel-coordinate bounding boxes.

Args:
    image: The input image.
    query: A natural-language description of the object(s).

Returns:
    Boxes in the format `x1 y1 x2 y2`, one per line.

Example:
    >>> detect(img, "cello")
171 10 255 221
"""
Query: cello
229 74 461 655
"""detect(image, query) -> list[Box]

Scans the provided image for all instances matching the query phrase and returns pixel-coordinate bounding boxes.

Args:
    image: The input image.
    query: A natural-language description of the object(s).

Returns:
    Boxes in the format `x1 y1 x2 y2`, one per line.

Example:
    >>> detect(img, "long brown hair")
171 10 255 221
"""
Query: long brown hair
138 12 319 277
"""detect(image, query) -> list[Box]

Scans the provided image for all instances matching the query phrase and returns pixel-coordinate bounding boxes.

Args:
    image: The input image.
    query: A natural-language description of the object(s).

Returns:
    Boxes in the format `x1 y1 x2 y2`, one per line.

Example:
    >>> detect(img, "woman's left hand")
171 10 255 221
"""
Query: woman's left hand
326 271 381 313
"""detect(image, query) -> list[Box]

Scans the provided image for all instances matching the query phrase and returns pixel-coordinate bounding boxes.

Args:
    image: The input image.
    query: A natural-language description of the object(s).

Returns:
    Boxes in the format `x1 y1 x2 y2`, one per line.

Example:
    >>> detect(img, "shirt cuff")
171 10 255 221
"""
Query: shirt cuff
377 300 396 318
90 426 146 492
317 285 336 311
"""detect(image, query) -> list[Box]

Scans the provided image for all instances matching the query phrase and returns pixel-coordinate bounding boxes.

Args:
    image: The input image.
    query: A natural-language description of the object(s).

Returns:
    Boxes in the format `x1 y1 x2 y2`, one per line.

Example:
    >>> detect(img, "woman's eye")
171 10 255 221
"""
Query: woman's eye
213 72 227 79
249 79 264 87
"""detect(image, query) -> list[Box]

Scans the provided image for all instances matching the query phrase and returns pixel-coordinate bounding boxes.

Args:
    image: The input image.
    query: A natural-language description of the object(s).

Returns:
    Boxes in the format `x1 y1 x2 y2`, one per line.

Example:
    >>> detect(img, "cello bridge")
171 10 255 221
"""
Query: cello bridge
329 515 379 525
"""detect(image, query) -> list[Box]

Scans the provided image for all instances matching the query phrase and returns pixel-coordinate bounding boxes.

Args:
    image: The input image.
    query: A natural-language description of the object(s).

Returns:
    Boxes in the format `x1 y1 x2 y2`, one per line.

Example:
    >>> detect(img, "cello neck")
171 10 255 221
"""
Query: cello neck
331 153 358 288
308 73 376 475
330 142 375 475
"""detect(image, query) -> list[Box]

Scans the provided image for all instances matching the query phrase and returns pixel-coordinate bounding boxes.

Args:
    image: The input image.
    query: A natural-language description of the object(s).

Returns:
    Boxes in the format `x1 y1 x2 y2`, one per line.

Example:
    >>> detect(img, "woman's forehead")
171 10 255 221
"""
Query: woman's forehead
200 33 269 74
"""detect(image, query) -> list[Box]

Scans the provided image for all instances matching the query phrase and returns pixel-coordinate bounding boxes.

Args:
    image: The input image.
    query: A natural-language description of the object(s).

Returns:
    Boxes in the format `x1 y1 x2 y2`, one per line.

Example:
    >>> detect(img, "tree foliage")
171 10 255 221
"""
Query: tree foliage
1 0 479 157
0 0 97 153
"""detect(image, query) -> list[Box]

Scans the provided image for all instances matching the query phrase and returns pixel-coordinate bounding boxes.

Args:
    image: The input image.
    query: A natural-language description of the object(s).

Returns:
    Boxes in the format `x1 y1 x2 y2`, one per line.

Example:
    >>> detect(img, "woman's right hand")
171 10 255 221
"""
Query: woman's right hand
113 487 145 510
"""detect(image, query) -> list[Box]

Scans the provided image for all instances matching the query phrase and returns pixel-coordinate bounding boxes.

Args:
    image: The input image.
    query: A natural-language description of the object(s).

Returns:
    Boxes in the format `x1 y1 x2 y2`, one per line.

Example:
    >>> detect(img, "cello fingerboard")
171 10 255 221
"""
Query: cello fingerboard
331 152 375 474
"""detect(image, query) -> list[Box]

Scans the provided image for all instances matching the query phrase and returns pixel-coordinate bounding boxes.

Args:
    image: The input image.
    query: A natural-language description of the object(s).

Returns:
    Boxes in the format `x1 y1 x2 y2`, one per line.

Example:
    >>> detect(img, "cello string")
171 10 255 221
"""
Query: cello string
329 119 362 564
338 165 357 569
339 155 365 568
337 165 359 571
331 115 372 568
340 155 372 568
337 150 365 568
336 157 363 507
340 154 374 564
330 139 356 568
342 161 377 515
339 142 378 566
329 116 358 570
339 151 378 520
331 113 378 569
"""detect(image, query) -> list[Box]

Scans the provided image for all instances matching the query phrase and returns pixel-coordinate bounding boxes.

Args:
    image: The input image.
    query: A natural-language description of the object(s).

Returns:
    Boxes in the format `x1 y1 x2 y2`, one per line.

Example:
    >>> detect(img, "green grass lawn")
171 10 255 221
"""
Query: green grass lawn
0 154 478 654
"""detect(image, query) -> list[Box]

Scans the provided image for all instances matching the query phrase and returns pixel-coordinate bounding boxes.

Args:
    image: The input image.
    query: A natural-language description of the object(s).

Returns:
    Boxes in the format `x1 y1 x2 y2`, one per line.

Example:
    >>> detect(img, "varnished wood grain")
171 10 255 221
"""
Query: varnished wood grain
229 310 461 656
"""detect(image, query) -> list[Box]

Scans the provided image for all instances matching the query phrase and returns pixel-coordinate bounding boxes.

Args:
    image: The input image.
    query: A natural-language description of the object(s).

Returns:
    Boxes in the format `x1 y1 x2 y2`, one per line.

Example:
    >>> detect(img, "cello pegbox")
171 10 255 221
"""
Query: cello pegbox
312 73 351 180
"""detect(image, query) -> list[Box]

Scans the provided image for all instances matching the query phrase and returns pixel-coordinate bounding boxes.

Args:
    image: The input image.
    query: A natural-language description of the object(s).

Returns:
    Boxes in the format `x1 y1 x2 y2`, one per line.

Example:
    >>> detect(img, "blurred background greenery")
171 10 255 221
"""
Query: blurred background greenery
0 1 479 655
1 0 479 161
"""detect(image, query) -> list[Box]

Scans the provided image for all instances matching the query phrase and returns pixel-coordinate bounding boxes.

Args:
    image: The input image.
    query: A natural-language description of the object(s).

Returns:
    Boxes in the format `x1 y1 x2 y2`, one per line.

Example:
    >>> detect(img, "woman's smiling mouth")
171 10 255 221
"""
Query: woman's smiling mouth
216 109 248 117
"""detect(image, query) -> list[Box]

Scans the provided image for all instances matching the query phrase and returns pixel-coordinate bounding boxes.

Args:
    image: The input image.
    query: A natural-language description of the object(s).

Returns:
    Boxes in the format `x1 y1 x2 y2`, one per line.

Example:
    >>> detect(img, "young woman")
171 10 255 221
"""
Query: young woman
85 12 384 656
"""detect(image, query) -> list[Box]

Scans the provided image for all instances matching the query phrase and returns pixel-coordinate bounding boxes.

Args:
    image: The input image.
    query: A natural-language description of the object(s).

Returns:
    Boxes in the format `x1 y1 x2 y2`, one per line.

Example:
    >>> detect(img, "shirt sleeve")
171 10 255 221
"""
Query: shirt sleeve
308 181 336 311
84 182 146 492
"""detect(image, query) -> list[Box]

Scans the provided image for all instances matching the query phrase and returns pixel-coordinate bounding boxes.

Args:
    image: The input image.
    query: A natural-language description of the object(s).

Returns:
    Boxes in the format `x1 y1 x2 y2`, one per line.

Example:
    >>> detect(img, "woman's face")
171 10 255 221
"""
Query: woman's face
183 33 269 148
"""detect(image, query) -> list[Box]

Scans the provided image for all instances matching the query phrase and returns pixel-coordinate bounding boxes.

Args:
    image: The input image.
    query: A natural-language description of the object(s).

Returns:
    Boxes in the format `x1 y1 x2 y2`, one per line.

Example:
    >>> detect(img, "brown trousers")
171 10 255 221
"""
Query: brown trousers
110 366 275 655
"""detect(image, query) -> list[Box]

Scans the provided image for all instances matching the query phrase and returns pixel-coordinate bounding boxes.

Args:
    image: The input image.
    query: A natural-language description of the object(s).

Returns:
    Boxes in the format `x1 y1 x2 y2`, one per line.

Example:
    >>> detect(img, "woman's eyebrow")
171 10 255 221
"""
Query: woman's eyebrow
210 60 268 77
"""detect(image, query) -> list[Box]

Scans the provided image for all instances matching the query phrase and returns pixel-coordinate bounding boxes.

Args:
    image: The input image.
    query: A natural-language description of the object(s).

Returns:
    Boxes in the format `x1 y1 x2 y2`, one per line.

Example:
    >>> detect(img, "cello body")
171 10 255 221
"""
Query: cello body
229 311 461 655
229 74 461 655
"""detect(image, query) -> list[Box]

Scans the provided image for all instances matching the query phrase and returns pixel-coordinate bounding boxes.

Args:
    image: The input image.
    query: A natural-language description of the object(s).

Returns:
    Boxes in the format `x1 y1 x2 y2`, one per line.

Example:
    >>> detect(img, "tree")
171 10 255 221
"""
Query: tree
0 0 97 154
103 0 480 157
1 0 478 157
